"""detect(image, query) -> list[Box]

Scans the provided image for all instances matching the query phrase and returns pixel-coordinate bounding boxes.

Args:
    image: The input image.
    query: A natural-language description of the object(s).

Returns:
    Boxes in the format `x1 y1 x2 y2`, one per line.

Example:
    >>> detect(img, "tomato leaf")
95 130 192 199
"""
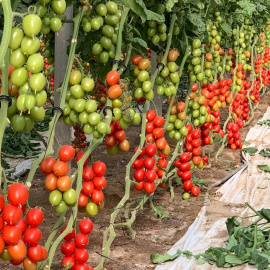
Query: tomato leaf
236 0 256 17
196 257 205 265
257 119 270 126
187 12 206 34
258 165 270 172
220 23 232 37
259 148 270 157
125 37 148 49
114 0 164 23
224 254 243 265
226 217 240 236
250 251 268 270
242 147 258 155
165 0 178 11
150 251 181 263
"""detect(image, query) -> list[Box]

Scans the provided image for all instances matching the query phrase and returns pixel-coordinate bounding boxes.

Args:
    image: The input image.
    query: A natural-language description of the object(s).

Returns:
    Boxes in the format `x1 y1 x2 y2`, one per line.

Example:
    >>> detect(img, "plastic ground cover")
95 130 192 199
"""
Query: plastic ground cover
155 107 270 270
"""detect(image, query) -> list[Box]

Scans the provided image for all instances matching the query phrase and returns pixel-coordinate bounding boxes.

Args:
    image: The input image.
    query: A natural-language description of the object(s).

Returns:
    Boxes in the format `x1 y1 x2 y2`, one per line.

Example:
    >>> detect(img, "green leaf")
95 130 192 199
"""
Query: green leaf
250 251 269 270
150 251 181 263
257 119 270 126
220 23 232 37
114 0 164 23
226 217 240 236
258 208 270 221
165 0 178 11
258 165 270 173
197 257 205 265
224 254 243 265
256 3 267 12
237 0 256 17
187 12 206 34
226 235 238 250
125 37 148 49
242 147 258 155
214 0 222 5
259 149 270 157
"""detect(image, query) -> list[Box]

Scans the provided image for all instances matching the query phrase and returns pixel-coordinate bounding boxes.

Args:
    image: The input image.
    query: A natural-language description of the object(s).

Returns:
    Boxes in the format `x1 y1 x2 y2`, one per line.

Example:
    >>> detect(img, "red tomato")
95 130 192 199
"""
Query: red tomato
78 193 89 208
92 176 107 190
191 139 201 148
7 240 26 261
183 180 193 191
24 227 42 246
179 162 190 172
191 186 200 196
145 170 157 182
40 157 57 174
191 129 201 139
53 161 69 177
16 219 27 235
134 146 145 158
134 181 144 191
82 182 94 196
153 116 165 128
0 194 5 212
145 122 154 133
132 158 144 170
59 145 75 162
76 151 90 167
114 130 126 142
134 169 145 182
144 182 156 194
92 161 106 176
79 219 93 235
8 183 29 206
152 128 164 139
75 264 92 270
91 189 104 204
132 55 143 65
61 256 75 269
146 110 156 122
143 157 155 170
26 208 44 227
82 167 94 182
105 135 116 148
192 147 202 156
180 153 190 163
2 204 22 225
145 144 157 156
75 233 89 248
74 248 88 264
61 227 76 241
158 159 167 168
181 171 192 181
61 240 76 256
106 71 120 86
3 225 21 245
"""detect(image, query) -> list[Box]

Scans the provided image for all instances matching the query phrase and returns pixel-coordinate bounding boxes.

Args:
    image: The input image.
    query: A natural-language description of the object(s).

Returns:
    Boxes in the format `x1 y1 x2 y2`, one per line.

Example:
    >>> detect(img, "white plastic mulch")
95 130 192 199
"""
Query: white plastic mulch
155 107 270 270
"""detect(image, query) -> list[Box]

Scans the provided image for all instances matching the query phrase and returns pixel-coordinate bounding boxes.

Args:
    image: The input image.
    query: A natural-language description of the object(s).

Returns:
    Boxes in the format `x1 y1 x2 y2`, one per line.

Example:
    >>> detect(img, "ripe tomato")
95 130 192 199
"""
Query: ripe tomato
146 110 156 122
59 145 75 162
8 183 29 206
145 144 157 156
40 157 56 174
108 85 122 99
53 161 69 177
76 151 90 167
0 235 5 254
82 182 94 196
179 162 190 172
143 157 155 170
16 218 27 235
79 219 93 235
2 204 22 225
183 180 193 191
24 227 42 246
132 55 143 65
134 146 145 158
158 159 167 168
132 159 144 170
153 116 165 127
93 176 107 190
180 153 190 163
134 181 144 191
61 227 76 241
61 240 76 256
152 127 164 139
114 130 126 142
191 186 200 196
181 171 192 181
105 135 116 147
26 208 44 227
78 193 89 208
3 225 21 245
144 182 155 194
44 173 58 191
7 240 26 261
193 156 202 166
0 194 5 213
106 71 120 86
75 264 93 270
192 147 202 156
145 170 157 182
74 248 89 264
145 122 154 133
57 176 72 192
92 161 106 176
82 167 94 182
61 256 75 269
91 189 104 204
133 169 145 182
75 233 89 248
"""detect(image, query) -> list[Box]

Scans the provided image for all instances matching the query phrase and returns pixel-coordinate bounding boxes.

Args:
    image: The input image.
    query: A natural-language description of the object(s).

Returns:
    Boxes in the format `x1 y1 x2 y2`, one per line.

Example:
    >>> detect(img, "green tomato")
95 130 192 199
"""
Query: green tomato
102 25 114 38
100 36 112 49
174 131 181 140
74 99 86 113
63 116 73 126
78 111 88 124
26 53 44 73
148 28 156 37
111 33 117 44
68 97 76 109
194 119 200 126
88 112 101 126
63 188 77 205
49 190 62 206
192 39 201 48
17 94 26 112
97 122 108 134
169 115 177 123
29 73 46 92
158 23 167 33
200 106 207 115
83 22 92 32
174 119 183 129
160 67 169 77
151 35 160 44
35 90 47 107
30 106 45 121
167 62 177 72
83 123 95 134
144 90 154 101
51 0 66 14
11 114 25 131
7 97 17 119
170 72 179 83
50 17 62 32
192 110 200 118
166 123 174 131
192 48 202 57
85 99 97 113
134 88 143 99
86 202 98 216
105 15 119 26
105 1 118 14
107 145 118 156
55 200 67 214
23 115 34 132
132 113 141 125
10 48 27 68
99 51 109 63
11 67 28 87
142 81 152 92
9 28 24 50
25 95 36 111
168 130 175 139
112 108 122 121
119 118 130 129
155 75 164 85
63 105 71 116
199 116 206 124
69 110 79 123
183 192 190 200
92 43 103 55
180 126 188 136
156 86 164 96
93 130 103 139
96 4 107 16
70 84 84 99
137 70 149 82
164 87 172 96
23 14 42 37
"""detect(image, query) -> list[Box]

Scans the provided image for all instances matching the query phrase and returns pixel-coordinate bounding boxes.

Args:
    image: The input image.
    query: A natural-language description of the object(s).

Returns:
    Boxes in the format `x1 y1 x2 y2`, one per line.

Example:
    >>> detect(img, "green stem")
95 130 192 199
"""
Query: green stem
0 0 12 69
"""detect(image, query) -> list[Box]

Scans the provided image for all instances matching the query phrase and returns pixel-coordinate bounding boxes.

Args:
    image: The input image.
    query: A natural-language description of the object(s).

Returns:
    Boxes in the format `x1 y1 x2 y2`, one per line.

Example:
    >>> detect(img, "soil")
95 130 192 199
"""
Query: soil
1 92 269 270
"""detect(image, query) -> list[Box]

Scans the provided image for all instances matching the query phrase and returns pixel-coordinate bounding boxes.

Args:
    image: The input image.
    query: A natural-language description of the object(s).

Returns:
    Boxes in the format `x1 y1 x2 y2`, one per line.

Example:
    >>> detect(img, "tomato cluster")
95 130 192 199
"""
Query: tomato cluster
132 111 170 194
60 219 94 270
226 121 244 150
72 124 87 151
0 184 47 268
78 160 107 216
133 56 154 101
105 120 130 155
155 49 180 97
41 145 77 213
84 1 121 63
